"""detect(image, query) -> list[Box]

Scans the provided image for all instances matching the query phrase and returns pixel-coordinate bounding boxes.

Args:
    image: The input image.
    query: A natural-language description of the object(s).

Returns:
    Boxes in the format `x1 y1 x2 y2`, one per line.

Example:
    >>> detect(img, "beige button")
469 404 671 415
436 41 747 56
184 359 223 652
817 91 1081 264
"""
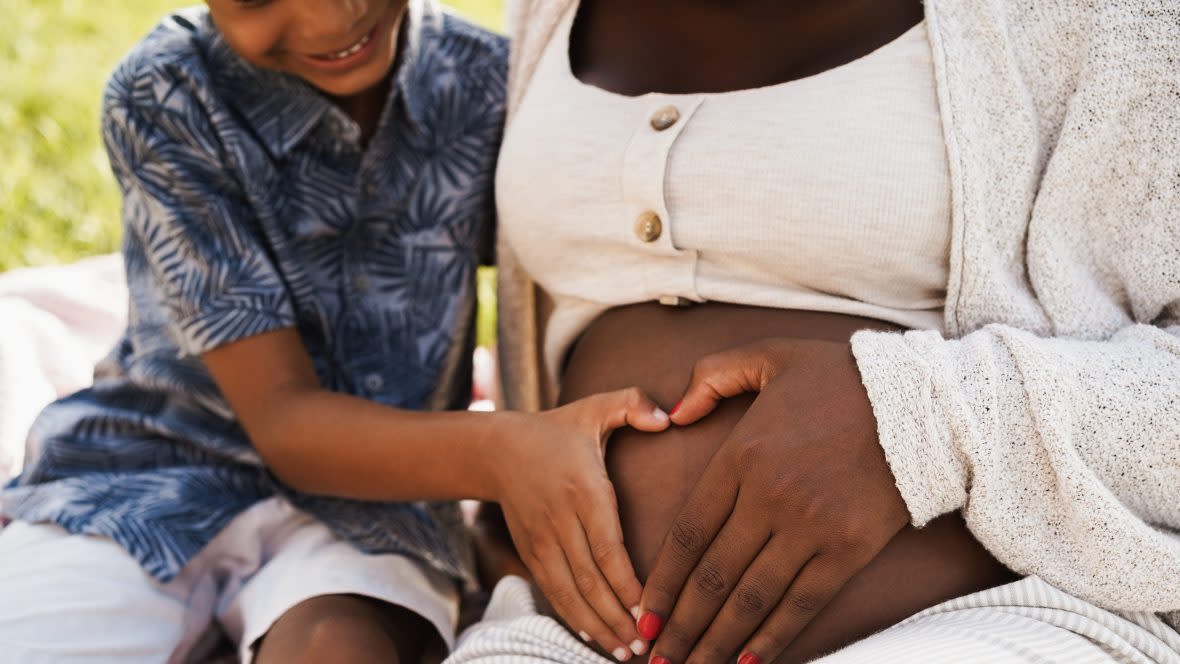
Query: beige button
650 105 681 131
635 211 663 242
658 295 692 307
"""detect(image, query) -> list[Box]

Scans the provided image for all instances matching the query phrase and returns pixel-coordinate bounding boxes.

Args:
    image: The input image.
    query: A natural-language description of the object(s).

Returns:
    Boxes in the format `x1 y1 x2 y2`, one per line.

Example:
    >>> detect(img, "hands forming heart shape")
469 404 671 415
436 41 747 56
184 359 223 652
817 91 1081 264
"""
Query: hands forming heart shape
635 338 909 664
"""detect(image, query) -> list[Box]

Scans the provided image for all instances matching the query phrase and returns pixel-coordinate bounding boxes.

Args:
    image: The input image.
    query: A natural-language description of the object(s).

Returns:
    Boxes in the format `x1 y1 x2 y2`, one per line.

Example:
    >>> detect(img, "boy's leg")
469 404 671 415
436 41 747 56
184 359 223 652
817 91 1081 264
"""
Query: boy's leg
254 594 432 664
0 520 213 663
220 499 459 664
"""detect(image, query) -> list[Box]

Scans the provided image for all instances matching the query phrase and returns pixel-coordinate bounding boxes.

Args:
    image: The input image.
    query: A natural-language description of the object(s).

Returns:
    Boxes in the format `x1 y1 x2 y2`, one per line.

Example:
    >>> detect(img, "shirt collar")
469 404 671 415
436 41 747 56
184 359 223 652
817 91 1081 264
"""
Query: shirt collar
203 0 437 158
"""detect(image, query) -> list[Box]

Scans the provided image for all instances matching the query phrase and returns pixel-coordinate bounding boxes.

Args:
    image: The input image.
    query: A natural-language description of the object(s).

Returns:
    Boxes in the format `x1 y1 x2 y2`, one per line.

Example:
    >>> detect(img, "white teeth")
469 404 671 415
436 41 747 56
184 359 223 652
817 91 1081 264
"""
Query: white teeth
327 33 371 59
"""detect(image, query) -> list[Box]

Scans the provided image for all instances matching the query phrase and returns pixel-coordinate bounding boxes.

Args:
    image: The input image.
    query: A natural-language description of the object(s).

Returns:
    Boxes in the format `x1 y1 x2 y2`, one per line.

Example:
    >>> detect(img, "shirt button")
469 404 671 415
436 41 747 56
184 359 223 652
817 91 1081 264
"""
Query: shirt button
352 275 370 292
364 373 384 391
650 105 681 131
363 184 378 197
658 295 692 307
635 211 663 243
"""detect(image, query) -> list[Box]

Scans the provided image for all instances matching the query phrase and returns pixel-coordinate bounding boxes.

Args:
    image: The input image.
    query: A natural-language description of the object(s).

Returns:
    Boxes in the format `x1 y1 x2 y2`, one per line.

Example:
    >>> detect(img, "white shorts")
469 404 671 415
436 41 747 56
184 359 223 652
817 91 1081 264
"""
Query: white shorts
0 496 459 663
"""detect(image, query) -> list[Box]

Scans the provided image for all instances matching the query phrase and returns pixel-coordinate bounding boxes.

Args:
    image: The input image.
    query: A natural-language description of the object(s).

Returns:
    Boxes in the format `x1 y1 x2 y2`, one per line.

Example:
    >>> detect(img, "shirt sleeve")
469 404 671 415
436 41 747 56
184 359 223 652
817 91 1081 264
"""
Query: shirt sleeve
103 82 295 357
851 320 1180 616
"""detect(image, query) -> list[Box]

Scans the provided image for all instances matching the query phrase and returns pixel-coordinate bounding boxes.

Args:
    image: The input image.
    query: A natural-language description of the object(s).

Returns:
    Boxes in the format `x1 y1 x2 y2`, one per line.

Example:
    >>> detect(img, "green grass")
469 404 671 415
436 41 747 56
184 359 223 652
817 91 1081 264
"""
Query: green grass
1 0 504 344
0 0 505 271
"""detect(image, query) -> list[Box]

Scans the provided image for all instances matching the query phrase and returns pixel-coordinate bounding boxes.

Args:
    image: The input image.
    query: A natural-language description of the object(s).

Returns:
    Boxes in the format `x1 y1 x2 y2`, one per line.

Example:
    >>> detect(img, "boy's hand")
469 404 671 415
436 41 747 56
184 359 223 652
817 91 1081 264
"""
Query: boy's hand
490 388 670 661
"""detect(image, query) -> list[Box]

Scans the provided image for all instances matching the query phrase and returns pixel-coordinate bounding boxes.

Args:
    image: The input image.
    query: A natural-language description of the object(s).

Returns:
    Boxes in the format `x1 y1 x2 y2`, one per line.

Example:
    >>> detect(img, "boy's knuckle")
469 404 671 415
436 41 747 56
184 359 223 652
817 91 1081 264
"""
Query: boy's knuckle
572 567 598 595
545 583 578 611
590 538 619 565
623 386 643 406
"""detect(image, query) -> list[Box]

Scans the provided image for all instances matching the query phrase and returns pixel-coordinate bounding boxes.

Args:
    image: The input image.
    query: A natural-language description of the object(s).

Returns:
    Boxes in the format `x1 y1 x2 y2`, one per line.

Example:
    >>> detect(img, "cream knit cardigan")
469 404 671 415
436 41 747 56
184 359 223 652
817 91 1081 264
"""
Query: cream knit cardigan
495 0 1180 623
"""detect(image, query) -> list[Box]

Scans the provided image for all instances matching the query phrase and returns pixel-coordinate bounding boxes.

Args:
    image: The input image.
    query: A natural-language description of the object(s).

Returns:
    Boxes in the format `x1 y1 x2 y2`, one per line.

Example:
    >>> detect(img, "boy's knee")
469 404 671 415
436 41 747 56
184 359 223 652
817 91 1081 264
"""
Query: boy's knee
303 611 396 664
257 595 416 664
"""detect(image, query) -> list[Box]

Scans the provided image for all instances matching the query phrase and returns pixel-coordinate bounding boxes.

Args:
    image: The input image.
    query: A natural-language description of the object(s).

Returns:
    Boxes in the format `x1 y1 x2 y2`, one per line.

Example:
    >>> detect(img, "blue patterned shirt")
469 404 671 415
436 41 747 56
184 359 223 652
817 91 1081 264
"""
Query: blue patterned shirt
1 1 506 589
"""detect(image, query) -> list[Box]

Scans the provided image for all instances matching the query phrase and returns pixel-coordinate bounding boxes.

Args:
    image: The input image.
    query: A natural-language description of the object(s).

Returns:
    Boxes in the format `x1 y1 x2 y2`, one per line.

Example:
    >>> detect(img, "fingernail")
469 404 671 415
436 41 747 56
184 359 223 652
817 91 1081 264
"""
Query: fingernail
669 400 682 416
612 646 631 661
651 657 673 664
578 630 590 642
738 653 762 664
637 611 664 640
630 605 641 621
630 639 647 656
652 407 669 422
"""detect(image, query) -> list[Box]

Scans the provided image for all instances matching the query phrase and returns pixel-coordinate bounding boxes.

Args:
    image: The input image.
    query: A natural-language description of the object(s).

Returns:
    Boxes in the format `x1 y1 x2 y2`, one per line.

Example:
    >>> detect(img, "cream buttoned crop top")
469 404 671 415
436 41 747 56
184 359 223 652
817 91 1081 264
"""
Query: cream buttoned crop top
497 2 952 384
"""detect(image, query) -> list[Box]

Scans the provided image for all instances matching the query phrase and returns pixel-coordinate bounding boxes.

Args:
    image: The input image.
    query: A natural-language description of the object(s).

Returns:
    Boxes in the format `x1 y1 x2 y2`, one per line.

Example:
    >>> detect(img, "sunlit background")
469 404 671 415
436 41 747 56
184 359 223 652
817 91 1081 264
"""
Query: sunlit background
0 0 505 271
0 0 505 344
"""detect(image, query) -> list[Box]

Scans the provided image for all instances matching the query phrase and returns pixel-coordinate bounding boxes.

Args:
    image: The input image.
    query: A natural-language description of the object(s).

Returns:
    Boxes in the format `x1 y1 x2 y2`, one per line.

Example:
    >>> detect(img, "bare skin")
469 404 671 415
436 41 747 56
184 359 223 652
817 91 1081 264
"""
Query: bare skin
480 306 1017 663
253 595 440 664
569 0 925 97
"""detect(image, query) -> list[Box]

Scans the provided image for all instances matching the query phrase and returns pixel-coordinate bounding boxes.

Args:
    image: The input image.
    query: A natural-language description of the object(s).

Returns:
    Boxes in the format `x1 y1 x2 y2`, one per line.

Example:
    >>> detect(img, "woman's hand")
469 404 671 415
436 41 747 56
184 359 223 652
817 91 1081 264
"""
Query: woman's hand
491 388 670 661
638 339 909 664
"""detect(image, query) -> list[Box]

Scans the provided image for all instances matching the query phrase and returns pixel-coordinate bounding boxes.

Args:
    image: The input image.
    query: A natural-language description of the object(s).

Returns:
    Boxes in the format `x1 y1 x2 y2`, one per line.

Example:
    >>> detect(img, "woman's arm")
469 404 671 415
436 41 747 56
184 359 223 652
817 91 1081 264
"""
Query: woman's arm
852 322 1180 616
639 322 1180 663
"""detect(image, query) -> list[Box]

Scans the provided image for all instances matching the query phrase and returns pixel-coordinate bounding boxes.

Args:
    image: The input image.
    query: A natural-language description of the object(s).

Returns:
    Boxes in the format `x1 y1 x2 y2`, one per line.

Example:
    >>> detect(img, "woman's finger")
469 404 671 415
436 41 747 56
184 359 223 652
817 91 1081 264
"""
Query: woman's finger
637 453 739 642
646 501 772 664
669 342 792 426
737 555 851 664
684 536 810 662
532 540 637 661
560 512 646 657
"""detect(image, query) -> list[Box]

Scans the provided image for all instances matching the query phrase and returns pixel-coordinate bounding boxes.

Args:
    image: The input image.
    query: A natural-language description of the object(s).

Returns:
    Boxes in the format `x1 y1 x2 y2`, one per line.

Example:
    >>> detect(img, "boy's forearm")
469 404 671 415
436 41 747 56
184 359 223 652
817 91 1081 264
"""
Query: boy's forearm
251 387 516 502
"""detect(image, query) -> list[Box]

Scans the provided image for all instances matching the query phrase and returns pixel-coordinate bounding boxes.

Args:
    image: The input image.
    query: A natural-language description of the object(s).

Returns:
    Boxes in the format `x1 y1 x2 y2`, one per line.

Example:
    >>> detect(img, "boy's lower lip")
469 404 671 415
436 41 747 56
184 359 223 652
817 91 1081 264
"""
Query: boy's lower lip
297 21 383 73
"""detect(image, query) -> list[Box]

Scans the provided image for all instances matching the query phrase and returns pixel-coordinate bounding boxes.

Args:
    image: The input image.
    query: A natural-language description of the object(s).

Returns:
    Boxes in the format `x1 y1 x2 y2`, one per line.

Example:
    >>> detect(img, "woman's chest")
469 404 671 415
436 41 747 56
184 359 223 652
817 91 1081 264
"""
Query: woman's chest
569 0 926 96
497 15 951 307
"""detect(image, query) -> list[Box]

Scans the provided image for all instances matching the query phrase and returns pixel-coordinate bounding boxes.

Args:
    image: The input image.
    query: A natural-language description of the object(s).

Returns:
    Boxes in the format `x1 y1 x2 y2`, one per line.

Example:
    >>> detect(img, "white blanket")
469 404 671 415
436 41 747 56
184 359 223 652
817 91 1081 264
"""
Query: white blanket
0 254 126 483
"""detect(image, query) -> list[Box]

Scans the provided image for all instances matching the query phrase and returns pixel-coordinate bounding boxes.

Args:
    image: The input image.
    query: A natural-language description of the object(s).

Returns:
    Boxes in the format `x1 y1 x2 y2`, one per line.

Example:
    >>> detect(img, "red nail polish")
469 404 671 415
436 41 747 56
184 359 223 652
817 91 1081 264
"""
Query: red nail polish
669 401 682 416
637 611 664 640
650 657 672 664
738 653 762 664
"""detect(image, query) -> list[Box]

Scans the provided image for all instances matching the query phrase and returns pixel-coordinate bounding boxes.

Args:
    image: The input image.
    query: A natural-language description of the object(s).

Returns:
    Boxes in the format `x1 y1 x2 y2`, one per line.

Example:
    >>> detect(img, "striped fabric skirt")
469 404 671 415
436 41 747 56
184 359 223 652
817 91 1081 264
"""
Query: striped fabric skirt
446 576 1180 663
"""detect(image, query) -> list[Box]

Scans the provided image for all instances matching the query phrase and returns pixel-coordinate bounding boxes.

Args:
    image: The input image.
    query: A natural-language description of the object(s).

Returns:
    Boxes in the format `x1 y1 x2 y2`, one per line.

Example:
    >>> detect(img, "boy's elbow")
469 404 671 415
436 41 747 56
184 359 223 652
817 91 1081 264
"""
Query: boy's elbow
242 387 323 492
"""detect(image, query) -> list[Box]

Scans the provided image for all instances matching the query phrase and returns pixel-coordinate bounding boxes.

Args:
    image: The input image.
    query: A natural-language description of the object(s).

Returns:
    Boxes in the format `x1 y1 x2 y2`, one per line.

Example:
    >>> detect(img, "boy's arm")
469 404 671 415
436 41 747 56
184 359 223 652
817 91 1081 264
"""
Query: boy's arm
202 328 502 501
204 328 666 657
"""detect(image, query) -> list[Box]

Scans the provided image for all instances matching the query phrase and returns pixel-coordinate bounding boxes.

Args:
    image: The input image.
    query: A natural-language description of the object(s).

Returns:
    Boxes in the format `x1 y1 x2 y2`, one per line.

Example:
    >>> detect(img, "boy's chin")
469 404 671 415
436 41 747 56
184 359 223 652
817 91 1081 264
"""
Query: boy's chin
300 63 395 100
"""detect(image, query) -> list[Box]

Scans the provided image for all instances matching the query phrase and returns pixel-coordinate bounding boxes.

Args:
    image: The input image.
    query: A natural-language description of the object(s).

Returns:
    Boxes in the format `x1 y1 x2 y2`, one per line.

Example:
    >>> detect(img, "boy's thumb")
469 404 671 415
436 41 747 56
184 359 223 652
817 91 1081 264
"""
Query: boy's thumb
596 387 670 433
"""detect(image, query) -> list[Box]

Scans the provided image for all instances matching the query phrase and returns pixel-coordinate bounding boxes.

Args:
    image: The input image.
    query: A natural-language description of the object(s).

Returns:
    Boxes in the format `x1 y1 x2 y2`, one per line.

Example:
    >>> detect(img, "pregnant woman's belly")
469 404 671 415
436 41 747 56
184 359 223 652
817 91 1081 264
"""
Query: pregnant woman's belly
552 302 1017 662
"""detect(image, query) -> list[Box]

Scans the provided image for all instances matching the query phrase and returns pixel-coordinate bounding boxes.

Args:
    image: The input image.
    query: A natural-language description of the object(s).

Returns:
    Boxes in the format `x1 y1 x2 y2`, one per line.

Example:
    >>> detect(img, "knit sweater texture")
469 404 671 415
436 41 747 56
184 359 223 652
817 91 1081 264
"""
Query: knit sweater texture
495 0 1180 624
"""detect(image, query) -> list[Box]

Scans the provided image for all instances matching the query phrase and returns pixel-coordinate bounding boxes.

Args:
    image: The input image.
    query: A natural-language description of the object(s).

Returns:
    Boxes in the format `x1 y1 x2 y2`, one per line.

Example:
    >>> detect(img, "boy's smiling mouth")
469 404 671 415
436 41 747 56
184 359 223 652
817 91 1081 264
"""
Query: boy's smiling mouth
307 25 377 63
293 2 404 76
